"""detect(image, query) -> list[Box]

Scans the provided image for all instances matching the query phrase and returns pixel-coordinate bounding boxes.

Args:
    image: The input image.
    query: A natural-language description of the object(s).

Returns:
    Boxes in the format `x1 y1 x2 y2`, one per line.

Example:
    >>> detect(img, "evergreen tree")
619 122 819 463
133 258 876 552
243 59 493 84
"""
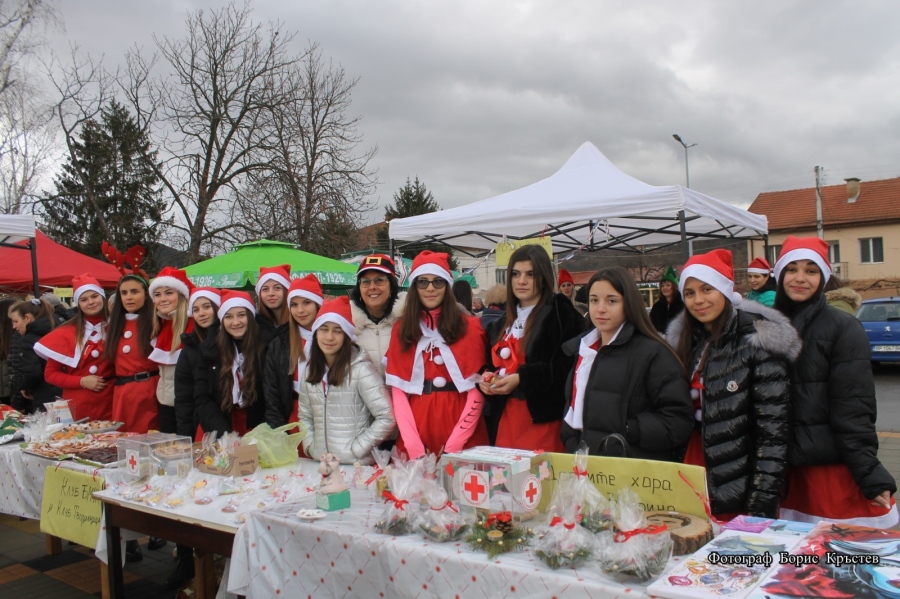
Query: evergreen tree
38 100 166 262
377 176 456 267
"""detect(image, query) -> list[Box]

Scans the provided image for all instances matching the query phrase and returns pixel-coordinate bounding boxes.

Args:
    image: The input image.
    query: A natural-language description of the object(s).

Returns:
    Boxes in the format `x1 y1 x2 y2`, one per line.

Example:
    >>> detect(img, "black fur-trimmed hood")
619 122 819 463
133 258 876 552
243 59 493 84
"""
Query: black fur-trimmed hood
665 298 802 362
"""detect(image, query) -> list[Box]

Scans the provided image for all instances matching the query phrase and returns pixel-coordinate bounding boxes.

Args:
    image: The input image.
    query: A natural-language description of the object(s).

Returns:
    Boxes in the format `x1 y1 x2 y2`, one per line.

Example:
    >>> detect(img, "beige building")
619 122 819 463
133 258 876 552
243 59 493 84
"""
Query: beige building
748 177 900 283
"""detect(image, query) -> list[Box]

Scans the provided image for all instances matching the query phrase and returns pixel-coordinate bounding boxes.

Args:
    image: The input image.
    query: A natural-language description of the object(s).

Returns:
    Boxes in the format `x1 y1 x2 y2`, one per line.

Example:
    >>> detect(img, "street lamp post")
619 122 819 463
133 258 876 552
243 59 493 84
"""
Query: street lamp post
672 134 697 188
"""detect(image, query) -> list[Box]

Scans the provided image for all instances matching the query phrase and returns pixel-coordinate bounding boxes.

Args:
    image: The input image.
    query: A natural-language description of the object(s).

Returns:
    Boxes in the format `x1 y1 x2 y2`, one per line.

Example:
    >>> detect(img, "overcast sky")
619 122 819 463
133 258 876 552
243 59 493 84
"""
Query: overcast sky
50 0 900 222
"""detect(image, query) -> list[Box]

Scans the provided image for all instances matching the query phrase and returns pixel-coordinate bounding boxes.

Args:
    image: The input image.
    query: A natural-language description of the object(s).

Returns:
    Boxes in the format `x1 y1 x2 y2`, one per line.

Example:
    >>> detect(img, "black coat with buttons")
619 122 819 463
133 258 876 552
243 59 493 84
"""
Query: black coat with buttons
666 301 801 517
174 323 217 438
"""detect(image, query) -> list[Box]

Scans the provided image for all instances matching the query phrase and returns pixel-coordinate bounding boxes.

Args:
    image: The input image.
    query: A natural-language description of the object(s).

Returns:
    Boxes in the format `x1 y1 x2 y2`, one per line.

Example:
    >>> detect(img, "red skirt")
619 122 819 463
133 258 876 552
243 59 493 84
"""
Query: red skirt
62 386 114 422
683 429 704 467
495 397 564 453
111 377 159 434
396 389 489 456
231 408 249 437
780 463 899 527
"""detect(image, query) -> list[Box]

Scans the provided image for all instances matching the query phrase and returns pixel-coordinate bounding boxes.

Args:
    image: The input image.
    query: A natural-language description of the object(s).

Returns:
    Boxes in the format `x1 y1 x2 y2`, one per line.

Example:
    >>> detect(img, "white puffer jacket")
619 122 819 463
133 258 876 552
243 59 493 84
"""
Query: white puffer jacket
350 291 407 378
298 346 396 465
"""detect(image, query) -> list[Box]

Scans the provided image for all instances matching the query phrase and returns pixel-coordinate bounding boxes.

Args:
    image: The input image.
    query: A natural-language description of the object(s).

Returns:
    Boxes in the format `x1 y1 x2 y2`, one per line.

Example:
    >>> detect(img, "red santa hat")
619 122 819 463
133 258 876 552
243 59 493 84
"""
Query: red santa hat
287 274 324 306
409 250 453 286
149 266 193 299
188 287 222 313
558 268 574 287
679 249 735 300
773 236 832 282
72 273 105 304
312 296 357 342
255 264 292 295
357 253 395 277
217 290 256 321
747 257 772 275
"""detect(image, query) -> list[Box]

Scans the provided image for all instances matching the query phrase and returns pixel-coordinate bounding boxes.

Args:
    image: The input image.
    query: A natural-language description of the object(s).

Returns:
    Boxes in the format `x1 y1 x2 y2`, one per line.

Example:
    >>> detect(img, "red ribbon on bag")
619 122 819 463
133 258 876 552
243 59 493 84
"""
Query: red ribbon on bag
382 491 408 511
431 501 459 513
549 516 576 530
486 511 512 526
677 470 726 526
364 468 384 486
573 466 588 477
613 524 668 543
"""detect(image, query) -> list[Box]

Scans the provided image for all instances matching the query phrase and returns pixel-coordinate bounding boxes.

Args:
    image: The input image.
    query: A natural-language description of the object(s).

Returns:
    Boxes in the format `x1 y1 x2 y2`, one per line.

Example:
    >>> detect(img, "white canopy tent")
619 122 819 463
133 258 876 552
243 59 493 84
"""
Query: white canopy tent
389 142 768 258
0 214 39 295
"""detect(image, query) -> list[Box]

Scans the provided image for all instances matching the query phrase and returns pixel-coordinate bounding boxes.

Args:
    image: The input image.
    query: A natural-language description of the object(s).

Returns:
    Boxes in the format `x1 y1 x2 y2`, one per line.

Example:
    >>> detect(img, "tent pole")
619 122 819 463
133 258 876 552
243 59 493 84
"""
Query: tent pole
29 237 40 297
678 210 690 264
389 237 394 259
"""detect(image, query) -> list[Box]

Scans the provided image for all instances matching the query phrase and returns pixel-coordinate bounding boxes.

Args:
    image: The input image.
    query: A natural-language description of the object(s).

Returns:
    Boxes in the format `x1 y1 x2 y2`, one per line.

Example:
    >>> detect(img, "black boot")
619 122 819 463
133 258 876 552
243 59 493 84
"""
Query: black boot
125 539 143 563
163 545 194 591
147 537 167 550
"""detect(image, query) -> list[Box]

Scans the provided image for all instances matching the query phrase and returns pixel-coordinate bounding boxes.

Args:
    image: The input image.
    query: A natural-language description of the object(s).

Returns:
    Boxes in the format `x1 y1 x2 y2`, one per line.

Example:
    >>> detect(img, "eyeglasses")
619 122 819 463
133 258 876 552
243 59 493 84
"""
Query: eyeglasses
415 278 447 290
359 276 389 287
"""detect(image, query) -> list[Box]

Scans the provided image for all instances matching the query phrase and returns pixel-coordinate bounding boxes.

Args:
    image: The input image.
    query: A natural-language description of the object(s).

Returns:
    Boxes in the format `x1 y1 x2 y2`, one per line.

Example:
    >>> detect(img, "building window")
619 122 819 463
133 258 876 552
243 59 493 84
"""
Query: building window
859 237 884 264
827 241 840 264
495 269 507 284
768 244 781 264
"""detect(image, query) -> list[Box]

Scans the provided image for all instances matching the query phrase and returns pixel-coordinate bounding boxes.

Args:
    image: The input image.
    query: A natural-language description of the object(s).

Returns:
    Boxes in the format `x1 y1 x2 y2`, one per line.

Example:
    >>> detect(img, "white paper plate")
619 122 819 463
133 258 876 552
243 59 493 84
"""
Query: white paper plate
297 509 326 520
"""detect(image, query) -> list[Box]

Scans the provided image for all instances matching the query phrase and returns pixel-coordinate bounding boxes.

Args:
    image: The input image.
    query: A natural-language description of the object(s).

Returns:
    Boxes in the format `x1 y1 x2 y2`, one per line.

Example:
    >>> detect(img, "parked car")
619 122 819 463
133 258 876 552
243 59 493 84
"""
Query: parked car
857 297 900 363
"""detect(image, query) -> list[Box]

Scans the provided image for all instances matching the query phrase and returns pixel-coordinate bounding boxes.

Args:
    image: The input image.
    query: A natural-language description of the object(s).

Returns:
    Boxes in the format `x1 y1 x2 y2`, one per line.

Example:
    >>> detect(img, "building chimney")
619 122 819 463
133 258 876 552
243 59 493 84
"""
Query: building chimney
845 177 861 203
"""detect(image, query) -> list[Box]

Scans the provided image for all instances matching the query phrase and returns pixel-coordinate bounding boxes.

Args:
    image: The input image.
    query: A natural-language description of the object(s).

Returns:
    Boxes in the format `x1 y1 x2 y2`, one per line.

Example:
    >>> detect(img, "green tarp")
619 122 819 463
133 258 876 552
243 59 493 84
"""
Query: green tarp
183 240 358 289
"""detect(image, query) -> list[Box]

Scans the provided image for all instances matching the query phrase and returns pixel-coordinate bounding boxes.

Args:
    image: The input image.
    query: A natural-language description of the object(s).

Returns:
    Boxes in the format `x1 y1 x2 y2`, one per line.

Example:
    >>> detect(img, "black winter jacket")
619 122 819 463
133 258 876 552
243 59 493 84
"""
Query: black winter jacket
16 317 62 410
8 332 25 411
560 323 693 461
650 294 684 334
263 326 294 429
193 330 265 436
784 294 896 499
667 301 801 517
484 294 589 436
174 323 218 438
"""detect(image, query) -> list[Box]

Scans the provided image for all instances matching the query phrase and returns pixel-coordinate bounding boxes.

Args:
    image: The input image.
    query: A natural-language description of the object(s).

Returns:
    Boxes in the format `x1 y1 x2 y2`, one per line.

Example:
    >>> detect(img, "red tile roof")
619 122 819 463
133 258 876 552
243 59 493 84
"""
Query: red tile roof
748 177 900 232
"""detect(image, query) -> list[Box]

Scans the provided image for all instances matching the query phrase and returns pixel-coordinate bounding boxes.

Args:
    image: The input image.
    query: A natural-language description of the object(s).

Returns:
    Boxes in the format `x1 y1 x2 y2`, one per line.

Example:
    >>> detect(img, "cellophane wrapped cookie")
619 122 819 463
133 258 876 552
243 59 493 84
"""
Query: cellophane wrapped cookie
374 456 424 535
534 500 597 569
417 477 468 542
547 443 613 533
596 488 672 581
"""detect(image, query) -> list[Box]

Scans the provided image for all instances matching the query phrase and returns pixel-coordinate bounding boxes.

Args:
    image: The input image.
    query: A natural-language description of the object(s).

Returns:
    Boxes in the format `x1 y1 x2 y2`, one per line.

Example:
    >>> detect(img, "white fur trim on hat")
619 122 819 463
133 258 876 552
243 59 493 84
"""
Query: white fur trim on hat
255 272 291 295
189 290 221 313
679 263 734 300
312 313 358 343
773 249 832 283
217 297 256 321
288 288 324 306
73 284 105 304
409 264 453 286
747 267 770 275
149 276 190 299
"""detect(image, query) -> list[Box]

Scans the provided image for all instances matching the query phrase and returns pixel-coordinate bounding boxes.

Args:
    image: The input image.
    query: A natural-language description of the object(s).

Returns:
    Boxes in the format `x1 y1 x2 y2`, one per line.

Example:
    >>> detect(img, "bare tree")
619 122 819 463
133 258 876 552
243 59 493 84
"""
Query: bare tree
0 0 57 97
122 1 303 262
235 42 378 254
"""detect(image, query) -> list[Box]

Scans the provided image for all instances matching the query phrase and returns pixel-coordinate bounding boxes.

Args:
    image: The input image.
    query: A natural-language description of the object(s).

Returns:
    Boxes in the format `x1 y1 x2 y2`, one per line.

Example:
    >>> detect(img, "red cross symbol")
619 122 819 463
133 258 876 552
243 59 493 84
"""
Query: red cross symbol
464 474 486 502
128 454 137 470
525 481 538 502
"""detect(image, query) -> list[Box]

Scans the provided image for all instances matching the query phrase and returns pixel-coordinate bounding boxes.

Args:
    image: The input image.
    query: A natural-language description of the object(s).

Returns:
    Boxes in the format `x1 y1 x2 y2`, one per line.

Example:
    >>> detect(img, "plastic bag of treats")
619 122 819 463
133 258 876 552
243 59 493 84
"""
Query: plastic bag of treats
196 431 241 470
373 457 424 535
596 489 672 581
533 501 598 570
465 506 534 559
368 447 391 496
547 443 613 533
417 478 468 542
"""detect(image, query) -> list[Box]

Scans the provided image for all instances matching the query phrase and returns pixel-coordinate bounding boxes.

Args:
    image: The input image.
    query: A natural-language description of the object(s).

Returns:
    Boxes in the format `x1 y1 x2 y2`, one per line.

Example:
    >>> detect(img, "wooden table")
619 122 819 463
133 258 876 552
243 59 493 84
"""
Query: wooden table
99 494 237 599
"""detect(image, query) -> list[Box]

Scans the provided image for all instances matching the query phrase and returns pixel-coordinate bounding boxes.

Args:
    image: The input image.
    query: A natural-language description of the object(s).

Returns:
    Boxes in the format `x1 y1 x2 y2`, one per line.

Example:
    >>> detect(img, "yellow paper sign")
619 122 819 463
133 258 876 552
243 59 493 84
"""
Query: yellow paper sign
495 237 553 267
542 452 709 518
40 467 104 548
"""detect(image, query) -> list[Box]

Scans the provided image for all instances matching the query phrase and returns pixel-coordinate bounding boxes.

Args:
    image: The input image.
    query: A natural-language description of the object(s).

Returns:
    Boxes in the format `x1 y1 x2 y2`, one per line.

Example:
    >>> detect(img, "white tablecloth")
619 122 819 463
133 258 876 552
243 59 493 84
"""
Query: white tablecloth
228 488 659 599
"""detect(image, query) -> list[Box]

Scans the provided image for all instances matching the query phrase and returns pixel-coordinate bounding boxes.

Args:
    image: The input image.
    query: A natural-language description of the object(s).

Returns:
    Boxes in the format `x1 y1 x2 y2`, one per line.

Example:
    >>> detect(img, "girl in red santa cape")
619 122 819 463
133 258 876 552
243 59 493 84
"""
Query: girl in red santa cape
104 274 160 433
148 267 194 435
385 250 489 458
174 287 221 439
479 245 588 452
34 273 115 421
255 264 291 346
264 274 323 431
772 236 898 527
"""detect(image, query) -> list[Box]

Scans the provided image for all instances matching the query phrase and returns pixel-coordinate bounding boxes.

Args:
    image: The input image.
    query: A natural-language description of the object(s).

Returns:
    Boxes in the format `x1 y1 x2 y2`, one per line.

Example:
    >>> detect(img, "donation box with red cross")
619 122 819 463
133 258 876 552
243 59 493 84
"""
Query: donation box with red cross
117 433 194 482
439 446 550 523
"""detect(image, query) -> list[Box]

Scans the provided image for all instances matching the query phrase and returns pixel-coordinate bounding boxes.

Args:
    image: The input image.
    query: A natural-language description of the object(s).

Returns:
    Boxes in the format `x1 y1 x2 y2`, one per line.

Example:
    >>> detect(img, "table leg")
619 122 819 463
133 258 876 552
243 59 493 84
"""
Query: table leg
45 534 62 555
105 502 124 599
100 561 110 599
194 550 216 599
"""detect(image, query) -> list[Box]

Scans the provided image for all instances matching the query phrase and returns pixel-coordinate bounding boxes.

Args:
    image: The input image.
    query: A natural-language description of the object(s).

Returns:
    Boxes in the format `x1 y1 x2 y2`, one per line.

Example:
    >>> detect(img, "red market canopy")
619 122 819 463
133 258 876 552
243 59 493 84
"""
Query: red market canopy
0 230 123 292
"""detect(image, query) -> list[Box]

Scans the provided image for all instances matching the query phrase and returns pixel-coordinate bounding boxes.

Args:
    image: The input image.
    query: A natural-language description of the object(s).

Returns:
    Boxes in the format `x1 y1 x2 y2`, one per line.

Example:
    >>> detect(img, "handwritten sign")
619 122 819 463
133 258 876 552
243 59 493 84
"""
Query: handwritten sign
495 236 553 267
541 452 709 518
40 467 104 548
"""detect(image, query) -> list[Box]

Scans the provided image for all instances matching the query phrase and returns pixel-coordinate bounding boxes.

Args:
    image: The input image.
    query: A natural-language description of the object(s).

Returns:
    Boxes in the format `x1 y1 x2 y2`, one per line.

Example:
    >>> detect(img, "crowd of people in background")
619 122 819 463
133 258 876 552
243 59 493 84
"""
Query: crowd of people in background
0 235 895 589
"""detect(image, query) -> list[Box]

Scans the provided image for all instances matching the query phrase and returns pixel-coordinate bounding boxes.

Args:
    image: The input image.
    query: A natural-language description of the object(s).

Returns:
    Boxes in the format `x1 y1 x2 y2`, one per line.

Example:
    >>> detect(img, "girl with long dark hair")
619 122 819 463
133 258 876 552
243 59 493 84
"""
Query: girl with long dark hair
104 274 159 433
255 264 291 345
299 297 395 464
0 297 18 405
385 251 488 458
560 267 692 460
9 298 60 411
772 236 897 527
35 274 115 420
479 245 588 452
668 249 799 518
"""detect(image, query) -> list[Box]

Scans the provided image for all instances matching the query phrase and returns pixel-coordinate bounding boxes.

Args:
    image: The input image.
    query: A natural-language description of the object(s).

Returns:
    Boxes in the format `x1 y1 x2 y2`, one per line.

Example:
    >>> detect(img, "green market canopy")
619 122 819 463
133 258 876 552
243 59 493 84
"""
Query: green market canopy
184 240 358 289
